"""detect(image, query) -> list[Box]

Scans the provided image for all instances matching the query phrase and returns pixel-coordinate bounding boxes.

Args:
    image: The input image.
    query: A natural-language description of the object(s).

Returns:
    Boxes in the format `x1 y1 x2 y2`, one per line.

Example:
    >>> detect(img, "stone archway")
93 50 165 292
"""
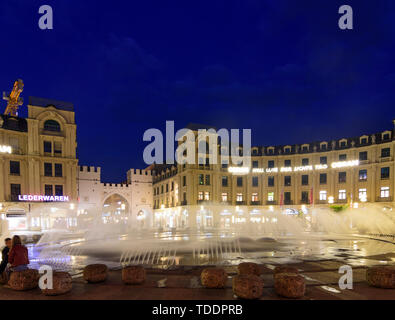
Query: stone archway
102 193 130 225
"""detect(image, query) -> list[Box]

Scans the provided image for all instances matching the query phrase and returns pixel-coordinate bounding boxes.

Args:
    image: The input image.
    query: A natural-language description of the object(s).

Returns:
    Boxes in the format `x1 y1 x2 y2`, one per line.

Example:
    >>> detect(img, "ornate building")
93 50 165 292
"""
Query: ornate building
152 121 395 230
0 97 78 234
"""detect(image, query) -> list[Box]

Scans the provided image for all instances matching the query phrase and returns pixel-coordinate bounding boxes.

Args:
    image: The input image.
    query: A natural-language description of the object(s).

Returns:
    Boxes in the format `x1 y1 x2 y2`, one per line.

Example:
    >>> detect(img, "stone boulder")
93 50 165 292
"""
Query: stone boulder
273 266 299 278
9 269 39 291
237 262 261 276
274 273 305 298
122 266 146 285
366 266 395 289
83 264 108 283
233 274 264 299
201 268 227 289
41 272 72 296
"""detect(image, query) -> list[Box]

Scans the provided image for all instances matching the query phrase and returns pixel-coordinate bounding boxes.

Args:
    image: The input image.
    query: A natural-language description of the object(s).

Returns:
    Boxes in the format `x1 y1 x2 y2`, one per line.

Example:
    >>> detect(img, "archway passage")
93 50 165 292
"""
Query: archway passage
102 194 130 224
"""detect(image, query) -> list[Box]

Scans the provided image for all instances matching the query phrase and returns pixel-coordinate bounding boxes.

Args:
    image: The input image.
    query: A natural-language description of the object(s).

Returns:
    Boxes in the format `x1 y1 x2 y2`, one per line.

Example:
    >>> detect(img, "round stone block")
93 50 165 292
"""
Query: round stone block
273 266 299 278
232 274 264 299
238 262 261 276
83 264 108 283
41 272 72 296
201 268 227 289
122 266 146 285
9 269 39 291
366 266 395 289
274 273 305 298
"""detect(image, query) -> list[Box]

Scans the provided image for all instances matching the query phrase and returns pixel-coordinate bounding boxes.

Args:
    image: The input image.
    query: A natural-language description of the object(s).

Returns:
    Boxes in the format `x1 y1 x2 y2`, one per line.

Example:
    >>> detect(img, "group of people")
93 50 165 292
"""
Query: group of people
0 236 30 282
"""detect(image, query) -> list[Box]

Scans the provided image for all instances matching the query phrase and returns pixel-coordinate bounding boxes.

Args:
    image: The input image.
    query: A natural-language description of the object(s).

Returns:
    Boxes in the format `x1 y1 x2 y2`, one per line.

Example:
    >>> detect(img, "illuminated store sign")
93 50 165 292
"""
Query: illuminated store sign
18 195 70 202
0 145 12 154
230 160 358 174
331 160 359 168
228 167 250 174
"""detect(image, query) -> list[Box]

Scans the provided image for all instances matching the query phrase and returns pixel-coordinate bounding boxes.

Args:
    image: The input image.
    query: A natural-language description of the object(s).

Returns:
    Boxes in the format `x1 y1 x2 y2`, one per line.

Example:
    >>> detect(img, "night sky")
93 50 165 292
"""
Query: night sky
1 0 394 182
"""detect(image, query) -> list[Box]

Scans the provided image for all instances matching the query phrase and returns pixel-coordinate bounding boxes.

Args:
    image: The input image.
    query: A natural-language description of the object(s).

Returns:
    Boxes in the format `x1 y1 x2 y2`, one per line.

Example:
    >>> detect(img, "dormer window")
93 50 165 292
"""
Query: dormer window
284 146 291 154
339 139 347 148
252 148 259 156
44 120 60 132
301 144 309 152
382 131 391 141
267 147 274 155
320 142 327 151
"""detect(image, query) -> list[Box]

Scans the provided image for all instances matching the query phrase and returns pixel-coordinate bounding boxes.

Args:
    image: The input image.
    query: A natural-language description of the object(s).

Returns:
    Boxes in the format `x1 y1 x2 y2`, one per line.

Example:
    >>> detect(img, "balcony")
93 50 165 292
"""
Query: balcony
250 201 261 205
335 199 348 204
284 200 293 205
235 201 246 205
266 200 277 205
219 201 231 205
197 200 212 205
300 199 309 204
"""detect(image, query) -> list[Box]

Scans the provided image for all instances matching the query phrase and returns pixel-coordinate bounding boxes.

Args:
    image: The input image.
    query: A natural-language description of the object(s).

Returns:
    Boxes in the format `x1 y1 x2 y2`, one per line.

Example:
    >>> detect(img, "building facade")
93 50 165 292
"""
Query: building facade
152 121 395 230
0 96 78 234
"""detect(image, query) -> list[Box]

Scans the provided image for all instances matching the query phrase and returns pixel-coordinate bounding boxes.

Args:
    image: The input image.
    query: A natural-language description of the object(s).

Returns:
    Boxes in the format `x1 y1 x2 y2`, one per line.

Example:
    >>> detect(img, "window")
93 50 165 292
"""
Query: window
166 184 169 192
338 190 346 200
383 133 390 140
319 191 327 201
359 151 368 161
44 163 52 176
236 193 243 201
302 146 308 152
338 172 346 183
321 143 327 151
268 160 274 168
55 163 63 177
10 161 20 175
268 176 274 187
198 174 204 185
251 193 258 202
183 192 186 202
340 141 347 148
359 188 367 202
252 149 258 156
252 176 258 187
339 154 347 161
237 177 243 187
171 182 174 191
284 176 291 186
320 156 327 165
44 120 61 132
222 176 228 187
268 192 274 201
205 175 210 185
301 191 309 203
161 185 163 194
380 187 390 198
320 173 327 185
360 137 367 144
54 142 62 155
284 192 291 202
381 167 390 179
204 192 210 201
221 193 228 202
10 184 21 201
221 163 228 169
381 148 390 158
284 160 291 167
359 169 367 181
45 184 53 196
302 158 309 166
252 160 259 168
44 141 52 153
55 185 63 196
301 175 309 186
183 176 186 186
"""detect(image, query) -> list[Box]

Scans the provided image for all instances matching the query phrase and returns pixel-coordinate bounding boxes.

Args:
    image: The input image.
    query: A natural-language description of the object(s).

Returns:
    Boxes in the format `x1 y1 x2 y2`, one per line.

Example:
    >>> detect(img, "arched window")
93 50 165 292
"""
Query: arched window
44 120 61 132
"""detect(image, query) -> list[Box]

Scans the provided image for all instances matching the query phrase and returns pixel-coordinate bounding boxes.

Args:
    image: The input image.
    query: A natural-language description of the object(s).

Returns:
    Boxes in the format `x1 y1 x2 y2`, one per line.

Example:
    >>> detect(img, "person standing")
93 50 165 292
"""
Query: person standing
0 238 12 274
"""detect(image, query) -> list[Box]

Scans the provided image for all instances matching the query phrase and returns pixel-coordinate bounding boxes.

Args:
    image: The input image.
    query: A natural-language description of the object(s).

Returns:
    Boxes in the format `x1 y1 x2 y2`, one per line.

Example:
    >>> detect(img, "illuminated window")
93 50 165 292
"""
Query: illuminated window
221 193 228 202
319 191 327 201
204 192 210 201
358 188 367 202
251 193 258 202
380 187 389 198
338 189 347 200
236 193 243 201
359 169 367 181
198 191 204 200
268 192 274 201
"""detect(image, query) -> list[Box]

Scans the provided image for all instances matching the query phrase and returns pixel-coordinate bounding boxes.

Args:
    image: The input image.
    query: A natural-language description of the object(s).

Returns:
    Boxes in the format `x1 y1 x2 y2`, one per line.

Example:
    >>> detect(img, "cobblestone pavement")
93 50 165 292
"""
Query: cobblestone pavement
0 261 394 300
